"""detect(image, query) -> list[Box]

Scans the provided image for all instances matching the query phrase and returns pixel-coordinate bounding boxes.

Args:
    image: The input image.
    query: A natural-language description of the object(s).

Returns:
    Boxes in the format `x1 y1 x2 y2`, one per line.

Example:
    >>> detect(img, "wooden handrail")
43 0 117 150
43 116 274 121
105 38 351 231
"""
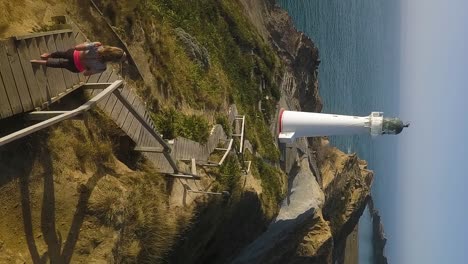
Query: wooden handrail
15 29 73 40
218 139 234 165
0 81 123 147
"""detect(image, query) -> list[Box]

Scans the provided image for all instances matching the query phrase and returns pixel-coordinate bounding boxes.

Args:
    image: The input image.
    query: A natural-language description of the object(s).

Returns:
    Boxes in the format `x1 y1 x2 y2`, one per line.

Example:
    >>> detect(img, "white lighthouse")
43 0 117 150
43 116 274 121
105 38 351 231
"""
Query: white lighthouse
278 109 409 143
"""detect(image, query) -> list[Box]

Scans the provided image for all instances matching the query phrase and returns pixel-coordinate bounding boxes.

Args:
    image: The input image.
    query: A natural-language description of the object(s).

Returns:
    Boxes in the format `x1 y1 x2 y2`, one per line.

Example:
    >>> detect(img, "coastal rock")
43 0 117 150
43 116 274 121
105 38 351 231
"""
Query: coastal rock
295 210 333 263
316 139 373 262
235 1 373 263
266 5 322 112
233 146 325 264
239 0 322 112
233 137 373 264
368 197 389 264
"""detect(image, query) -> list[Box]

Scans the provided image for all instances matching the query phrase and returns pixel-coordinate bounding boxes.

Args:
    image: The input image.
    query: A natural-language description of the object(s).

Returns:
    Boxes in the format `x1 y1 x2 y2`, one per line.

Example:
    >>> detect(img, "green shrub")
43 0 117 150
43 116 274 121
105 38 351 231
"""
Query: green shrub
153 108 210 143
218 155 242 192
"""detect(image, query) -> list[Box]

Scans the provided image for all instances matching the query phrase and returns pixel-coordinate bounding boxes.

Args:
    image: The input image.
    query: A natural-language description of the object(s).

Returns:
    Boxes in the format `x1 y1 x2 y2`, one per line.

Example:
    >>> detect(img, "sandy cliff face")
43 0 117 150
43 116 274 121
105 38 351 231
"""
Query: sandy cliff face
317 140 373 263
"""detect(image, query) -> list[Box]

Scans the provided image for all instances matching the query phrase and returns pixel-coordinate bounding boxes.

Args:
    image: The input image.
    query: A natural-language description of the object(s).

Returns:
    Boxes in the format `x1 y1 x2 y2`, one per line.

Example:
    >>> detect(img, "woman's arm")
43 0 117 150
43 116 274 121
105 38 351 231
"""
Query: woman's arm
75 42 102 51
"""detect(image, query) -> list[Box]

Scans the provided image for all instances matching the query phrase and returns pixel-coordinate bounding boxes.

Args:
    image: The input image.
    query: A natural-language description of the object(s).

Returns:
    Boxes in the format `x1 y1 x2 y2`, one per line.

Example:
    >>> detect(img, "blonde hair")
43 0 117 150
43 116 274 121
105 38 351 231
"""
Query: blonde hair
98 46 125 62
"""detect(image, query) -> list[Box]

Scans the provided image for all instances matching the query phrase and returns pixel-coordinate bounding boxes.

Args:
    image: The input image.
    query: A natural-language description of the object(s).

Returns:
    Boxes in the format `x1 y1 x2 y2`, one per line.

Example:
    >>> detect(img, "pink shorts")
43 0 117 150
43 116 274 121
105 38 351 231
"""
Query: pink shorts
73 50 85 72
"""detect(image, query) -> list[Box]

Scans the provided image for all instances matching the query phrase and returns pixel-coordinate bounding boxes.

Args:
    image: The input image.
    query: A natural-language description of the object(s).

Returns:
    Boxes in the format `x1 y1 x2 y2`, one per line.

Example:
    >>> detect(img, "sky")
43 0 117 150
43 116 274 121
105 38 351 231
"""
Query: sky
396 0 468 263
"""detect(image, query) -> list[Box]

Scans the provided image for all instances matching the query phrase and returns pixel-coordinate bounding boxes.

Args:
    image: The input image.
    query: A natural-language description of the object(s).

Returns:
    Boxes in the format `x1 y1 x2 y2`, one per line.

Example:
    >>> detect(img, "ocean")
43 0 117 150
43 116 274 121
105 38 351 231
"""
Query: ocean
277 0 401 263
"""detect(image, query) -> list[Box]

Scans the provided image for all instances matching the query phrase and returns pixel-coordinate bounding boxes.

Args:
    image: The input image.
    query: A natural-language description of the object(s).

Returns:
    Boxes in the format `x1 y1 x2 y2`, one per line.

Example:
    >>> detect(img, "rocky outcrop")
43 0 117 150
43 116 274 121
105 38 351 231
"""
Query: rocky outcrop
265 3 321 113
233 137 373 264
295 210 333 263
317 139 373 262
239 0 321 113
233 146 325 263
233 1 373 263
368 197 389 264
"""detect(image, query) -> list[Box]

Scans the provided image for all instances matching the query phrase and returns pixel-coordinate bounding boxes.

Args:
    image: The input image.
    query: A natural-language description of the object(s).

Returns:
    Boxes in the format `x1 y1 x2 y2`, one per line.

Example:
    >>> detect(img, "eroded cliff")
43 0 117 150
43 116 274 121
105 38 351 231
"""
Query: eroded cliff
234 1 374 263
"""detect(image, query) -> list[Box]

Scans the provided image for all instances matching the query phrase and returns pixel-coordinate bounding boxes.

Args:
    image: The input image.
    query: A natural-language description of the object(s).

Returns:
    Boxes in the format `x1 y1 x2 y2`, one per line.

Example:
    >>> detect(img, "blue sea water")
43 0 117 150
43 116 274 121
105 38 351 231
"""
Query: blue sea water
277 0 401 263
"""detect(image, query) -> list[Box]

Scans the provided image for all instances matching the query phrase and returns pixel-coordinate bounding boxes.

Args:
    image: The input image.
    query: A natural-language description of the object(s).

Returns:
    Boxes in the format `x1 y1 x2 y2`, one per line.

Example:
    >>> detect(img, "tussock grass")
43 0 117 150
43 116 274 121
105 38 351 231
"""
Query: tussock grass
217 154 242 193
250 154 287 217
88 175 128 228
48 124 113 174
115 172 189 264
86 169 189 264
31 22 63 33
45 109 189 263
47 110 122 174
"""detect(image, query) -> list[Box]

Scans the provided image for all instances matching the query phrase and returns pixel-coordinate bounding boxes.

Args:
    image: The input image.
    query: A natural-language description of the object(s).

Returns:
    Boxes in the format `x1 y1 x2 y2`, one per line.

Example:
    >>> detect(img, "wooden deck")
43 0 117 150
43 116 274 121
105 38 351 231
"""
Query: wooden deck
0 23 179 173
0 29 83 119
0 21 245 176
172 125 229 162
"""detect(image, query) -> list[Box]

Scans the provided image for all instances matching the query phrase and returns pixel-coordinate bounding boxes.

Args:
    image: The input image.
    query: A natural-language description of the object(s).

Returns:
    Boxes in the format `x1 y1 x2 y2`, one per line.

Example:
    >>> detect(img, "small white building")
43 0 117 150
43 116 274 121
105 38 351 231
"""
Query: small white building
278 109 409 143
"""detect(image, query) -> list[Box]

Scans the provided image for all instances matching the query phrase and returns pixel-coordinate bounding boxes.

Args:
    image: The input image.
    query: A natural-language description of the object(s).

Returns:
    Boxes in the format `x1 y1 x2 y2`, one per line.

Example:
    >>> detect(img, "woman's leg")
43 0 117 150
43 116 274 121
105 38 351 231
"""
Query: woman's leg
31 49 79 73
48 49 75 60
48 51 69 59
30 60 47 65
44 59 80 73
42 59 70 70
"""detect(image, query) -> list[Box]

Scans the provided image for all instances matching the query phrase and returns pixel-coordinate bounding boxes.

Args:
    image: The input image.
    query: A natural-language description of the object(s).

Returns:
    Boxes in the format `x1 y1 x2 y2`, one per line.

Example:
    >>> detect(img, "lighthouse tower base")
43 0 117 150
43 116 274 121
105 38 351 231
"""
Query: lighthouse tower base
278 131 296 143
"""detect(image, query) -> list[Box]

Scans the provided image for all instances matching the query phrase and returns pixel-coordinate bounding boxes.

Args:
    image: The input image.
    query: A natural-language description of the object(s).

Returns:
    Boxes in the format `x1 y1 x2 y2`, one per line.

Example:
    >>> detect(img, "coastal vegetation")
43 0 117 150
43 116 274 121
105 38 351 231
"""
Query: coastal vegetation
98 0 282 160
0 0 321 262
152 108 210 143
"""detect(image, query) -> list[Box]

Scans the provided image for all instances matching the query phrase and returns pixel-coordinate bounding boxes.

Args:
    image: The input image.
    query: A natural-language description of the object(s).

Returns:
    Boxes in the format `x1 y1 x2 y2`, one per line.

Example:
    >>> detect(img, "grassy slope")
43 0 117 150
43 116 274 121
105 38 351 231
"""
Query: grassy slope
97 0 281 160
144 0 286 209
0 0 287 262
0 107 188 263
99 1 287 262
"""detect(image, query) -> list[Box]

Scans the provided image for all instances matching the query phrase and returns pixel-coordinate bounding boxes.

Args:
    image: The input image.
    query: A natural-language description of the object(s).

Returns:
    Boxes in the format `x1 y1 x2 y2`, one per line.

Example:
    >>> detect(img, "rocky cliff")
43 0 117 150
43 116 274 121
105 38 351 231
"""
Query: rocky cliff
234 1 374 263
233 138 373 264
368 197 389 264
239 0 322 113
318 140 373 263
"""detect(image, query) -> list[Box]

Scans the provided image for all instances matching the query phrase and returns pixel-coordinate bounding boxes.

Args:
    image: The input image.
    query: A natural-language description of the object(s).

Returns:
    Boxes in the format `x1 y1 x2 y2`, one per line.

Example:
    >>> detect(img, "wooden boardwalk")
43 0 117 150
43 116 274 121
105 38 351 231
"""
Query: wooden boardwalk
0 21 238 176
0 29 83 119
71 23 179 174
0 23 179 173
173 125 227 161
